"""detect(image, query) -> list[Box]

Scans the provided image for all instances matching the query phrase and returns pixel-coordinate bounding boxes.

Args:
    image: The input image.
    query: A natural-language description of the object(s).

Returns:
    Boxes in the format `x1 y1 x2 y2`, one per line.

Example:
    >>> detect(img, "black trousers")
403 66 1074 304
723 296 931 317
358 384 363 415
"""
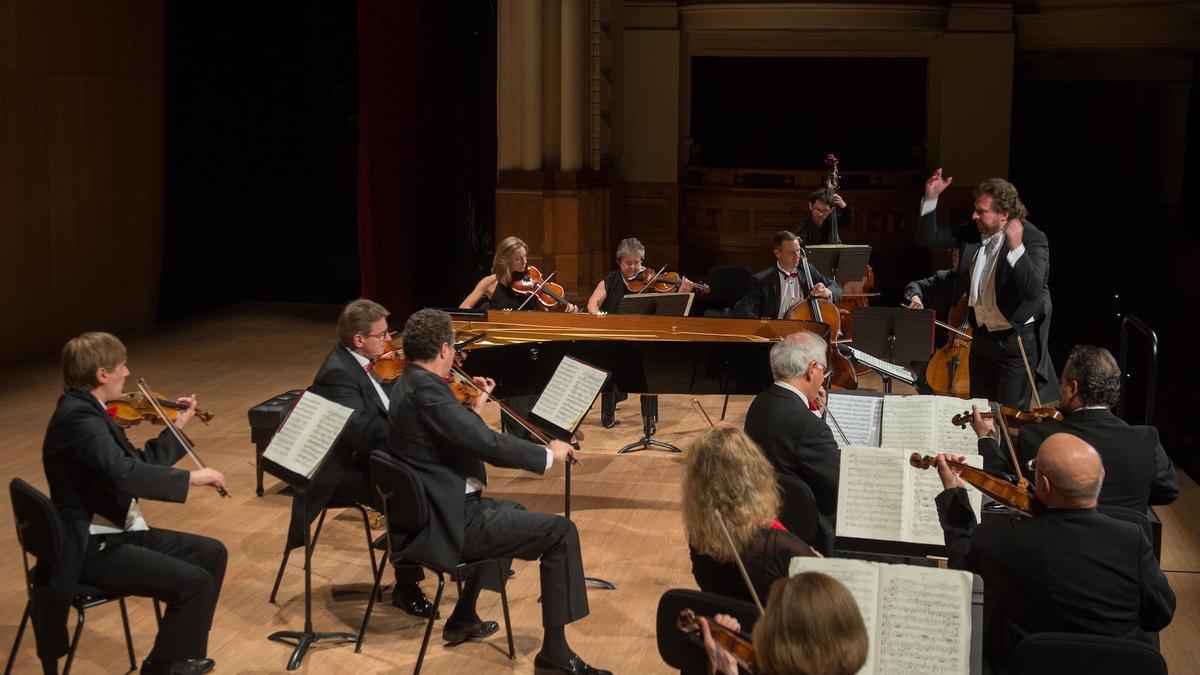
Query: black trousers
287 452 423 585
459 494 589 629
79 528 225 661
969 319 1040 409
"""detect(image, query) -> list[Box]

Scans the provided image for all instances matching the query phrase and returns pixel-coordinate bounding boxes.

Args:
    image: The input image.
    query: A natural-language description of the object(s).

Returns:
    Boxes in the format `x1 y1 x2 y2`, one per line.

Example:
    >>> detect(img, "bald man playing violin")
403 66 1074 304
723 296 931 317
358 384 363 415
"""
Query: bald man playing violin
39 332 227 675
933 434 1175 670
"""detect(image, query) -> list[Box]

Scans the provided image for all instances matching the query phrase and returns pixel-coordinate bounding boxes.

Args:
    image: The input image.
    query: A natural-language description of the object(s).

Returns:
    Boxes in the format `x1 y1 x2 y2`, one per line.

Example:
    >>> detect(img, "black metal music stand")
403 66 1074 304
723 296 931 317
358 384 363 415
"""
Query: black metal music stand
803 244 871 286
263 457 359 670
851 307 934 393
614 292 693 454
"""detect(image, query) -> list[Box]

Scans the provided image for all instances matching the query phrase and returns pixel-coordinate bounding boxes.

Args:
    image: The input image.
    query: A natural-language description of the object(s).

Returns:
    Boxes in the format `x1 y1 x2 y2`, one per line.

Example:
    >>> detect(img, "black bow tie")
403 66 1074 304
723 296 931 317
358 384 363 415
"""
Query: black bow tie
782 271 799 280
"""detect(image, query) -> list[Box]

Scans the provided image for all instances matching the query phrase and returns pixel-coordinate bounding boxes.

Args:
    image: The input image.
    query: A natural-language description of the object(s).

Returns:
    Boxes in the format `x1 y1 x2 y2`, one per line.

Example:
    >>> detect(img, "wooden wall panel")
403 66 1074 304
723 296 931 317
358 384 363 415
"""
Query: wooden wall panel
614 182 680 271
0 0 164 366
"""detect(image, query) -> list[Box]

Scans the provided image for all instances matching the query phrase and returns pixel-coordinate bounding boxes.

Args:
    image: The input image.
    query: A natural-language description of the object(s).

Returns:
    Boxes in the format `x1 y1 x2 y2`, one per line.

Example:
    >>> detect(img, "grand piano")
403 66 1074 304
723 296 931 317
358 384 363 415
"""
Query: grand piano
451 310 828 400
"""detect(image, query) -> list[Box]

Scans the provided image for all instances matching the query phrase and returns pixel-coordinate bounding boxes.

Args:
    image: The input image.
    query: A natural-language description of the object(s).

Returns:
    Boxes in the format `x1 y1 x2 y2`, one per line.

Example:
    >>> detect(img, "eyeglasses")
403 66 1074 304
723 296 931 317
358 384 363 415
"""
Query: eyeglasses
363 329 395 341
811 361 828 372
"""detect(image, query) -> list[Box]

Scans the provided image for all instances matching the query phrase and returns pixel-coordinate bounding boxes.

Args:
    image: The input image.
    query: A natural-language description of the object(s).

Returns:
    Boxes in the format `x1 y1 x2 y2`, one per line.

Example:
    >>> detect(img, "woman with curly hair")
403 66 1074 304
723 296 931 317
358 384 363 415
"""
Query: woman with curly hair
699 572 869 675
683 425 817 605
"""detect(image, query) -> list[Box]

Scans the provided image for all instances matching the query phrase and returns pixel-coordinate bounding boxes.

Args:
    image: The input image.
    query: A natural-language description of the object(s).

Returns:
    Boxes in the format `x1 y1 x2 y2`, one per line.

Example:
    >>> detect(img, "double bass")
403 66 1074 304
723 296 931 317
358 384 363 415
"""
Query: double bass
819 154 878 375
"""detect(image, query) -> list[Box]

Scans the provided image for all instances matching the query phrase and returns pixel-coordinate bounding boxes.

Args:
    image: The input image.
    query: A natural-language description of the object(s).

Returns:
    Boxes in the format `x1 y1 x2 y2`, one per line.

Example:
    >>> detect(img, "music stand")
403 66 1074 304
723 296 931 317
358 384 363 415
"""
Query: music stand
852 307 934 393
803 244 871 285
615 292 694 454
263 456 360 670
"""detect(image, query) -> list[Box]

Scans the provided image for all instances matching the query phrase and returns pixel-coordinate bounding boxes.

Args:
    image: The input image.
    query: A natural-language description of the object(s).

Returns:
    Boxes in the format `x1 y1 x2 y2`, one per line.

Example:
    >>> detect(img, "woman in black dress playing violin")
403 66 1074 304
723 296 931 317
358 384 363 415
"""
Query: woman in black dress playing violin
460 236 580 312
585 237 695 314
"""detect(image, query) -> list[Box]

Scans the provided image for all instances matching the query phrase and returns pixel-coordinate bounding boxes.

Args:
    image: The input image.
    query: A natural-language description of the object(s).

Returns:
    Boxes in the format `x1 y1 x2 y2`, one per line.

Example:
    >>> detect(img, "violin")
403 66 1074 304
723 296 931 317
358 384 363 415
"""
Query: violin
676 608 757 674
909 453 1043 517
926 296 973 398
623 267 710 295
132 378 229 498
951 405 1062 429
511 266 574 311
370 339 406 382
107 391 215 429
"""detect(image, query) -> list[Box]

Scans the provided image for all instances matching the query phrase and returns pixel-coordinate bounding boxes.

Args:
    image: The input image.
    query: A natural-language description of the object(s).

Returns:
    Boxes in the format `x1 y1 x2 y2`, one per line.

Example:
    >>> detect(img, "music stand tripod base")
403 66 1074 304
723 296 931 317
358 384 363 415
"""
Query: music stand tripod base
616 395 680 454
268 630 359 671
561 461 618 591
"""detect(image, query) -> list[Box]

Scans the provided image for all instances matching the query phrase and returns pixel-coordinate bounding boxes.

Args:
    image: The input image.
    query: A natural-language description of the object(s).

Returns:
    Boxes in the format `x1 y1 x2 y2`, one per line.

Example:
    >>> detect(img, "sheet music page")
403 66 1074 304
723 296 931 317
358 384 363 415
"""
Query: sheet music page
933 396 990 454
876 565 973 675
902 454 984 545
825 393 883 447
789 557 881 675
836 447 905 541
531 356 609 433
880 396 936 453
261 391 354 479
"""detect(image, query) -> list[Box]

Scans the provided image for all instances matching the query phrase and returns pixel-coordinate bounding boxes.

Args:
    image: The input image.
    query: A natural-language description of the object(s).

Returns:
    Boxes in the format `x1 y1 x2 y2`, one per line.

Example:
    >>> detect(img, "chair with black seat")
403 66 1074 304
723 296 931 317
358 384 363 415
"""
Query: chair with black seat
5 478 160 675
357 451 514 674
268 497 380 604
1008 632 1166 675
1097 503 1157 560
696 265 754 318
775 473 819 540
655 588 758 675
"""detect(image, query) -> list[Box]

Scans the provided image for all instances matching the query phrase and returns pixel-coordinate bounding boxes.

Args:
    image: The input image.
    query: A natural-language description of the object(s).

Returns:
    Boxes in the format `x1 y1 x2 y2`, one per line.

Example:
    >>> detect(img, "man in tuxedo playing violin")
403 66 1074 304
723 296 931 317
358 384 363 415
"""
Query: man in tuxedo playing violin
387 309 608 675
933 434 1175 669
916 170 1058 408
282 298 432 617
965 345 1179 514
40 332 228 675
744 331 838 553
734 231 841 319
791 188 854 246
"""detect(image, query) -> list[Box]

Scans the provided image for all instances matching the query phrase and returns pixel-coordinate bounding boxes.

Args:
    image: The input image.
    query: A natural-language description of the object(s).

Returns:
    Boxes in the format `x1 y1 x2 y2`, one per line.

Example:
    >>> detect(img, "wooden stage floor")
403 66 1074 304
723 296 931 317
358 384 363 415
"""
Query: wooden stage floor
1 304 1197 674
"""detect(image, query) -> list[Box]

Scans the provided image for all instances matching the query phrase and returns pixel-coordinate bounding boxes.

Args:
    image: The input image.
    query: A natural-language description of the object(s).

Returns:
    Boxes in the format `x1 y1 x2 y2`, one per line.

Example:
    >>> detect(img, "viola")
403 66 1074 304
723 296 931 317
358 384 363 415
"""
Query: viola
510 265 574 311
107 391 214 429
676 608 757 674
623 268 710 295
909 453 1043 517
951 405 1062 429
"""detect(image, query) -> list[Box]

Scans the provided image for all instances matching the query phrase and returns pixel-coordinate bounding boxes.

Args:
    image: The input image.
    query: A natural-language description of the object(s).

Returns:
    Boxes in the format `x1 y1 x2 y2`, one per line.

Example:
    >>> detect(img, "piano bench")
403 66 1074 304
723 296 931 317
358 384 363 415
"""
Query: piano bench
248 389 303 496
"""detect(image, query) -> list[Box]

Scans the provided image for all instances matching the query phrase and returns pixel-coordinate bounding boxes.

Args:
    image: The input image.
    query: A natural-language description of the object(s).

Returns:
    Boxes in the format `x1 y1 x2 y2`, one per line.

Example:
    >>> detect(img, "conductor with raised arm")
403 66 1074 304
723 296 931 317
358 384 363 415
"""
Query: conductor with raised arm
916 170 1057 408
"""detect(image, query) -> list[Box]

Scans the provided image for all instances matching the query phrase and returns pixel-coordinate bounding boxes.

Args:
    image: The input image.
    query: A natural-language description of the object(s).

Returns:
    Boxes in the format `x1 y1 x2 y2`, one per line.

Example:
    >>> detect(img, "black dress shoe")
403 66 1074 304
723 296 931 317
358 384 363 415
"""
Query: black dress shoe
442 618 499 645
140 657 216 674
533 652 611 675
391 583 435 618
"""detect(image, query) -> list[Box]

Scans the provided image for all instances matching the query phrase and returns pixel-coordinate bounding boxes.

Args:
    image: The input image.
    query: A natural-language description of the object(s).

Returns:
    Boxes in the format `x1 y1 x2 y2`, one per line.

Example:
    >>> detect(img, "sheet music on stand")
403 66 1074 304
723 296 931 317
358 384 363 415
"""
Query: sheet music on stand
530 355 611 442
848 346 918 385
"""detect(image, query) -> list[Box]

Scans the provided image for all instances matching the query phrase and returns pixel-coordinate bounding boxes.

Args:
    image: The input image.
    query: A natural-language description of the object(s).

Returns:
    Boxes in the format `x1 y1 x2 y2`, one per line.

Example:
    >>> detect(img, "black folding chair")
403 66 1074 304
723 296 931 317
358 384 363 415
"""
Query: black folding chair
1008 632 1166 675
655 589 758 675
357 451 514 674
5 478 159 675
775 473 819 544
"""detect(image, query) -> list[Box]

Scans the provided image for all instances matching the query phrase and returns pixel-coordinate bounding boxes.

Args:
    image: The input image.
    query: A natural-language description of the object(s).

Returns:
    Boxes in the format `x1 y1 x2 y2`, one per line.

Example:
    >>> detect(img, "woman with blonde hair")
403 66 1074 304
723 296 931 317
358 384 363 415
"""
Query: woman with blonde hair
460 235 579 312
683 425 817 605
700 572 870 675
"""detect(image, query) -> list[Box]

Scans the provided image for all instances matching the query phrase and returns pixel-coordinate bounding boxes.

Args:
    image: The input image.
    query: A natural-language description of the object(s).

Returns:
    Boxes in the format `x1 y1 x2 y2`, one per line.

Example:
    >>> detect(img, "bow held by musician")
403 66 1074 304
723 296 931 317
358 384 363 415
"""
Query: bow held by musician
586 237 695 314
461 235 580 312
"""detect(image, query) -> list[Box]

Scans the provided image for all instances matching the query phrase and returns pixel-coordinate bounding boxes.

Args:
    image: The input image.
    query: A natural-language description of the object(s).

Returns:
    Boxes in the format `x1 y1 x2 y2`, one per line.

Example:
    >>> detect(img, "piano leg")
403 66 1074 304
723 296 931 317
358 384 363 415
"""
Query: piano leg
617 395 681 454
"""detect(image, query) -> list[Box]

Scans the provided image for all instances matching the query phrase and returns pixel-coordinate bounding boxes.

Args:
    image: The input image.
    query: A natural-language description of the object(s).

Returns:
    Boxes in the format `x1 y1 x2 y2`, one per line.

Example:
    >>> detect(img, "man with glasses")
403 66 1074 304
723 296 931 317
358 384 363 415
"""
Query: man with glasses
282 298 432 618
734 230 841 319
792 188 854 246
744 331 839 551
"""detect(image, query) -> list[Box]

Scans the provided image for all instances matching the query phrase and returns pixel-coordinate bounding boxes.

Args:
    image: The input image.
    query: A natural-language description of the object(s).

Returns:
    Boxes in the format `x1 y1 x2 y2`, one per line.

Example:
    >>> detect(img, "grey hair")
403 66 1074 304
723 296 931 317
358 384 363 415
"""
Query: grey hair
615 237 645 261
770 330 827 381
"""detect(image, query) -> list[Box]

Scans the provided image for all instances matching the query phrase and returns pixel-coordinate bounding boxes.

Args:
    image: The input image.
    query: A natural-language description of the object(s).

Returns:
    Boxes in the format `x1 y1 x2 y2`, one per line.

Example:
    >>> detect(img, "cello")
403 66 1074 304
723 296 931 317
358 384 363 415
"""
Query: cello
784 247 858 389
924 295 973 398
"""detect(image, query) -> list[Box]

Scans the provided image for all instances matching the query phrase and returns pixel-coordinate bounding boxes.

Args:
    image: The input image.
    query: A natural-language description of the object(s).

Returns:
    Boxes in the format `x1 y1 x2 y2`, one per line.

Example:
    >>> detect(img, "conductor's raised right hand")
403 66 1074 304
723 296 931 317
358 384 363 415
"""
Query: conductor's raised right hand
189 467 228 494
548 439 578 466
924 168 953 199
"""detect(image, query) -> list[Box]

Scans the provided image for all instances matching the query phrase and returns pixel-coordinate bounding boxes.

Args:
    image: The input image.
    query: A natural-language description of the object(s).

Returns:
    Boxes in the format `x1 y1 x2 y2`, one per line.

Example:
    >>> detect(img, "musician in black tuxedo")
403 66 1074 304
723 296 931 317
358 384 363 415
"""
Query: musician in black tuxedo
282 298 430 617
934 433 1175 670
40 332 228 675
916 170 1058 408
969 345 1179 513
387 309 609 675
744 330 839 550
791 188 854 246
734 230 842 319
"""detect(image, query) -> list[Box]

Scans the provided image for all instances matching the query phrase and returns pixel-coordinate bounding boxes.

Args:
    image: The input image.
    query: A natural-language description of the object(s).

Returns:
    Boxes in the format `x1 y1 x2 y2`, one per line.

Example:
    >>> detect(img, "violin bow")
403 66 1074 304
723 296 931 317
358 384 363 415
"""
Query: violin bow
449 364 580 465
515 270 559 311
135 378 229 498
714 511 766 616
690 398 715 428
994 409 1029 492
1015 335 1042 409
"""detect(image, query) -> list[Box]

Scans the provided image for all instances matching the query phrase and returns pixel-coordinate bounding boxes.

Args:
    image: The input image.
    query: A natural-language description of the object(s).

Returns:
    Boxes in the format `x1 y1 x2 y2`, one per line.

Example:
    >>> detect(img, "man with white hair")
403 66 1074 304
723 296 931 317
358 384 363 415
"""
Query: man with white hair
934 433 1175 669
744 331 839 540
